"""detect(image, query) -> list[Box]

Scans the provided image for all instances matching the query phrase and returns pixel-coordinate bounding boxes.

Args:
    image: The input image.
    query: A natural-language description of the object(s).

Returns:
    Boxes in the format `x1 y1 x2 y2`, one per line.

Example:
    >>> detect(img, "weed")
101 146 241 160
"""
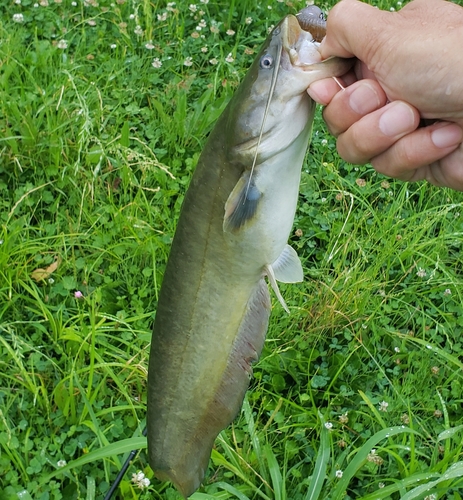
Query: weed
1 0 462 499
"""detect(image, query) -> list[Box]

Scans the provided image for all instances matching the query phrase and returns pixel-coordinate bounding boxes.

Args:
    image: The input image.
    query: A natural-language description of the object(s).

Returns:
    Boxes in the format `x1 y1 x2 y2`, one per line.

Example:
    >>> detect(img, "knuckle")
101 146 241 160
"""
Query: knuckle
348 125 375 162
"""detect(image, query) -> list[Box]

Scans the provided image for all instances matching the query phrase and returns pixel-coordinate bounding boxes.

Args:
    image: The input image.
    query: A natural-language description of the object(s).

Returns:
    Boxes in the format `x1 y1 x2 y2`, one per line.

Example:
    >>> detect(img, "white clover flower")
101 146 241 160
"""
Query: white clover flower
379 401 388 412
209 58 218 65
401 413 410 424
13 13 24 23
57 39 68 49
444 288 452 296
225 53 234 63
324 422 333 430
367 449 384 465
335 470 343 478
245 17 252 24
394 347 400 353
226 29 235 36
339 412 348 424
57 459 67 467
145 41 155 49
110 43 117 49
189 4 197 12
134 25 144 36
183 56 193 67
132 471 150 490
416 268 426 278
152 58 162 68
157 12 167 21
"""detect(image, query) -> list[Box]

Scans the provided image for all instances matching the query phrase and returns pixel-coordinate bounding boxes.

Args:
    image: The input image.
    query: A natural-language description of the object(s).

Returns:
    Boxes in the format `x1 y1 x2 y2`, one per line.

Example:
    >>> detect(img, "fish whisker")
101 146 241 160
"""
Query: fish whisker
245 37 283 200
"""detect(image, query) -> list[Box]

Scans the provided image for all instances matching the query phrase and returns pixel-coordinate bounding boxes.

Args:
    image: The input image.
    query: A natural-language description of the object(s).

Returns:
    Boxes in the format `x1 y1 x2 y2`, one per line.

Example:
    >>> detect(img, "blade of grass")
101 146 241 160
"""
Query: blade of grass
330 426 422 500
38 437 147 485
304 412 330 500
400 461 463 500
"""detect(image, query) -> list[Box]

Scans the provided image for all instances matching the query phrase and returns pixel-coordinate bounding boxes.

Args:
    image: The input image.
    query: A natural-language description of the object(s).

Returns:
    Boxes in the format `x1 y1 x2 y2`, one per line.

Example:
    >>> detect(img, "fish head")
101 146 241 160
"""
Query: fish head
227 13 353 166
221 12 354 269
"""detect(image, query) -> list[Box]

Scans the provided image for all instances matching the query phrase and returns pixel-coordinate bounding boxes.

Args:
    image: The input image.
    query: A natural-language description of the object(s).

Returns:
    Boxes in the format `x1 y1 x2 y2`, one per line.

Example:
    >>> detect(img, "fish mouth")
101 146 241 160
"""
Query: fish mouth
281 14 324 68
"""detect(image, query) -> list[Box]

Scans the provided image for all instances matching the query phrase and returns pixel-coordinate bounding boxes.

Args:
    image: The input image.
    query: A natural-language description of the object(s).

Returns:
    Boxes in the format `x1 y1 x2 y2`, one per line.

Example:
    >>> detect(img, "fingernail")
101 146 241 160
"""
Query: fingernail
379 101 416 137
348 82 381 115
431 123 463 148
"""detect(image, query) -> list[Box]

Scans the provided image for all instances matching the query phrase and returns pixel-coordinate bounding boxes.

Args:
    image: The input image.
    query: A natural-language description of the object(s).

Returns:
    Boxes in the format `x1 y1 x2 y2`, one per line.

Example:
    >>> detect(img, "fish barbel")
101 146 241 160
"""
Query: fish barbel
147 10 352 498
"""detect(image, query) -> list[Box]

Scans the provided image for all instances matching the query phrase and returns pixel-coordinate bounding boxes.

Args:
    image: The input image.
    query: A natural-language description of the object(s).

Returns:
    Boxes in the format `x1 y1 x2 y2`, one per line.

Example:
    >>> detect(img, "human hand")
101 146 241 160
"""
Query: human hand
308 0 463 190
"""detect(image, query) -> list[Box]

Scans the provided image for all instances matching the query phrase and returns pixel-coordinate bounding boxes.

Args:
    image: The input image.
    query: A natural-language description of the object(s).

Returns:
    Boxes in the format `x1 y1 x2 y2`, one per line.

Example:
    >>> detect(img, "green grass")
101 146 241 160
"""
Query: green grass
1 0 463 499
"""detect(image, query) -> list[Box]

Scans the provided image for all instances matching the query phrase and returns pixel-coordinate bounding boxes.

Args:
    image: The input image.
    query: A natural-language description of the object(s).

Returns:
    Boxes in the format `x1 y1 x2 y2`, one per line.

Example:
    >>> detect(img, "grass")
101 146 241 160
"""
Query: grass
1 0 463 499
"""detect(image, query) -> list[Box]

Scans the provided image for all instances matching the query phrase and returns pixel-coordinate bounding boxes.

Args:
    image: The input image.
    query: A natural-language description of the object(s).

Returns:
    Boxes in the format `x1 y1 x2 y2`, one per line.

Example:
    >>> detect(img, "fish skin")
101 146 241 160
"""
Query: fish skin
147 13 352 499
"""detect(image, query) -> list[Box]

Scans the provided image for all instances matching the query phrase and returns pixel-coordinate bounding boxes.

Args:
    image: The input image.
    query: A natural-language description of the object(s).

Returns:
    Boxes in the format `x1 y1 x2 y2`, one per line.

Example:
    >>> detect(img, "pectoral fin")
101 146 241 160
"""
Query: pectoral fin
224 175 261 232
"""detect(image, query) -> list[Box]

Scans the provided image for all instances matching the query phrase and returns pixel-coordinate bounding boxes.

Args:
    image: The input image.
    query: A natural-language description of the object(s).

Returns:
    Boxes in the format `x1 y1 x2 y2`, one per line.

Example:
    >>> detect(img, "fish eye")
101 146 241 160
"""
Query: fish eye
260 54 274 69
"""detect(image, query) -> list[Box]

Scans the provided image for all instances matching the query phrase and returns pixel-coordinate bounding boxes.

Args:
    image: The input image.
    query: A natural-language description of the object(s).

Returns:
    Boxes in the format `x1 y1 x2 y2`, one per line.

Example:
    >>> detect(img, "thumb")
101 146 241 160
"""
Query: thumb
320 0 392 61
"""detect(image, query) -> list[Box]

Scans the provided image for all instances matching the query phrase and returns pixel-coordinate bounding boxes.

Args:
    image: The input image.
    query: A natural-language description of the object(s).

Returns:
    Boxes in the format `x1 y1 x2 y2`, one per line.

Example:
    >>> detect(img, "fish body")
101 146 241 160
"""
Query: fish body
147 13 352 498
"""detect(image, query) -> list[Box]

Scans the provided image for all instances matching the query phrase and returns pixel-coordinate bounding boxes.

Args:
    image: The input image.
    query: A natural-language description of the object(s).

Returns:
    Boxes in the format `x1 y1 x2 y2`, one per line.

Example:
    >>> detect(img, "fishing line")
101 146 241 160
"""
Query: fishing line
104 427 147 500
332 76 345 90
245 36 283 199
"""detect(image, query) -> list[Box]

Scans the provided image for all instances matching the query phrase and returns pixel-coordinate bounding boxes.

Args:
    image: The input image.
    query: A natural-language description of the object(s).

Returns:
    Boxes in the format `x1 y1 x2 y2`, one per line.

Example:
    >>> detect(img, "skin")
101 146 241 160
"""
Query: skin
307 0 463 190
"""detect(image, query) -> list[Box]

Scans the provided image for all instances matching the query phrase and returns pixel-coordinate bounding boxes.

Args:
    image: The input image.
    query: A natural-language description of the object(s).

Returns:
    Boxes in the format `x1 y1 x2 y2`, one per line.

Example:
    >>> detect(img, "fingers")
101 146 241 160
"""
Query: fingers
308 68 359 105
308 66 463 190
321 80 387 136
424 146 463 190
308 78 345 106
336 100 420 164
371 122 463 181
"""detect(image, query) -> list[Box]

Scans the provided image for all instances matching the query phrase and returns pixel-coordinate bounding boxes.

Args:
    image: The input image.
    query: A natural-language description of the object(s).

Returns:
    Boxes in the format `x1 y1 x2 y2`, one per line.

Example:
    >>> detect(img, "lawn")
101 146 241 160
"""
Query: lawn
1 0 463 499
